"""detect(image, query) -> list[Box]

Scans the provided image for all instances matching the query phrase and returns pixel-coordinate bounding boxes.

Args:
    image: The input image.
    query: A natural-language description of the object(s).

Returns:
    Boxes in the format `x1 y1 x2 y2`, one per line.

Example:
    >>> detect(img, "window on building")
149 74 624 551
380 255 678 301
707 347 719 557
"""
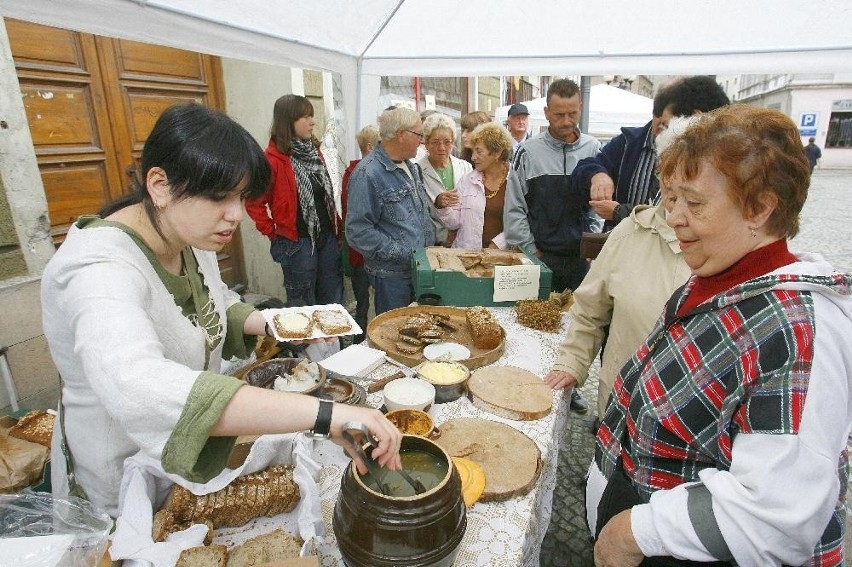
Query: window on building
380 76 467 119
827 112 852 148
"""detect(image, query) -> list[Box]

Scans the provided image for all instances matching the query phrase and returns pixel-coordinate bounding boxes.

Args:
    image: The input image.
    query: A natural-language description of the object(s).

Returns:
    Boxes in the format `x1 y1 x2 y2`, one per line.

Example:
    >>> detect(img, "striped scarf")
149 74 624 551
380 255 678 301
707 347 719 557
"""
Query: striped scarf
290 138 336 246
625 127 659 207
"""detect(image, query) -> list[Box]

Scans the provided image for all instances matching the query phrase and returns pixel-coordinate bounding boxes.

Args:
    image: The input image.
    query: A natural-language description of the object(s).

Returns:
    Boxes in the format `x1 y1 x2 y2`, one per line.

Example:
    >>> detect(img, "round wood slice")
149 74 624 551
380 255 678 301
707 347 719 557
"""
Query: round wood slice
467 365 552 421
366 305 505 370
434 417 541 501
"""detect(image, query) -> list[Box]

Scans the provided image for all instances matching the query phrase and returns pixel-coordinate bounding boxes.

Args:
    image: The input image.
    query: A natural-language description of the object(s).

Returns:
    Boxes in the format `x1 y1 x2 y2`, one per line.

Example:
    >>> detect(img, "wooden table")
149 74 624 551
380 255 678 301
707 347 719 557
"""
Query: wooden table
311 307 572 567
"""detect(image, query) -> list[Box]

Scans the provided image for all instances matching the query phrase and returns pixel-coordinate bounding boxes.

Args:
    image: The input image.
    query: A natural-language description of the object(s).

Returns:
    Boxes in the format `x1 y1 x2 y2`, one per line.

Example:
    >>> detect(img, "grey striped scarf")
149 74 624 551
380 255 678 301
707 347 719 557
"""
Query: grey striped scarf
290 138 336 246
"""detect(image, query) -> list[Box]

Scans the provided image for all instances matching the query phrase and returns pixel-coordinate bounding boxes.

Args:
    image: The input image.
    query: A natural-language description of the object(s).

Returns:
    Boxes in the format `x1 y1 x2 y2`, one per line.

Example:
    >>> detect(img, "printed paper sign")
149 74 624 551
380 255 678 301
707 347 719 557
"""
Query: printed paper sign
493 264 540 302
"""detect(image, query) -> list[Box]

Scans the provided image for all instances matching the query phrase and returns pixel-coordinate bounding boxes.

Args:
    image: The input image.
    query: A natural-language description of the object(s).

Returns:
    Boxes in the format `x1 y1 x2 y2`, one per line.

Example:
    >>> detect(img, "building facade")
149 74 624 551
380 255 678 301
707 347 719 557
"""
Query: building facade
730 73 852 169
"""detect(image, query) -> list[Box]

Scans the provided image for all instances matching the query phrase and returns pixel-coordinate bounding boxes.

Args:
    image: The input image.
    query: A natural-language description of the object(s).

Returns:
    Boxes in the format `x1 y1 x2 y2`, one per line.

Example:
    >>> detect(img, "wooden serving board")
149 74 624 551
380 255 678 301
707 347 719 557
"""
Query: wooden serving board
366 305 504 369
434 418 541 501
468 365 553 421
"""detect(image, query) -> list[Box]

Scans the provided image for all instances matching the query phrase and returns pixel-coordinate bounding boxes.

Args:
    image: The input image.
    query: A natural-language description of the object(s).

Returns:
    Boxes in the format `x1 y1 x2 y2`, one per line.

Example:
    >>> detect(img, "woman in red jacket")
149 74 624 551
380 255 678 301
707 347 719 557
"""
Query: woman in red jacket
246 95 343 307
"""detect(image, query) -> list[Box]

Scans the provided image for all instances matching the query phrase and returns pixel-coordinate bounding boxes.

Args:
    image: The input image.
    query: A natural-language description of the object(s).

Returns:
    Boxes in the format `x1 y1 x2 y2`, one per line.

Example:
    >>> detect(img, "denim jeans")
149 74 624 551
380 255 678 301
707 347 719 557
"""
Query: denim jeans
539 252 589 293
368 273 413 315
270 235 343 306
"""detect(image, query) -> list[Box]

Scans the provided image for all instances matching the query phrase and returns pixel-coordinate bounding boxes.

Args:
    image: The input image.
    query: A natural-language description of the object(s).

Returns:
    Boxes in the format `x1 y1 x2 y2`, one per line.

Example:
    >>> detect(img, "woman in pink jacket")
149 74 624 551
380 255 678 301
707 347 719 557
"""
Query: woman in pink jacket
435 122 517 250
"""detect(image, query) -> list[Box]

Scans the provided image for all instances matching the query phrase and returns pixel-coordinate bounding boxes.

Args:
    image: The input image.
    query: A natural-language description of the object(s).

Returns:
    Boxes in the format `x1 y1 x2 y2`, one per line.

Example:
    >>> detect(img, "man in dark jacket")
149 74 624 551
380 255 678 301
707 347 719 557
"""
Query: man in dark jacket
575 76 730 229
805 137 822 173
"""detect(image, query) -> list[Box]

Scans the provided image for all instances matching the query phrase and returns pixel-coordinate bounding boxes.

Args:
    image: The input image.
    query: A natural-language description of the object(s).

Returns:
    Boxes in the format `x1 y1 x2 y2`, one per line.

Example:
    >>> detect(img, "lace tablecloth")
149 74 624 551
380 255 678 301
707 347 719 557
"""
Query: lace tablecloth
312 307 572 567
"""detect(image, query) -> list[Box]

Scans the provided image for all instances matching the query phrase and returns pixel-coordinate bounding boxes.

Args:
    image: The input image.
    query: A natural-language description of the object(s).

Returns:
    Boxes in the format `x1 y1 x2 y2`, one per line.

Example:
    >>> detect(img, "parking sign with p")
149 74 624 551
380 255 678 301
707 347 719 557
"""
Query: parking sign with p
800 113 818 128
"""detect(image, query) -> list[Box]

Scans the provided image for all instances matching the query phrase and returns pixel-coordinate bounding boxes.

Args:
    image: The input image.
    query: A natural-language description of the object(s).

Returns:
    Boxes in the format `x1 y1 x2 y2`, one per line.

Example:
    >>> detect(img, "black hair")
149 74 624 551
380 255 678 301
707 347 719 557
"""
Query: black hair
652 79 681 117
664 76 730 117
100 104 270 231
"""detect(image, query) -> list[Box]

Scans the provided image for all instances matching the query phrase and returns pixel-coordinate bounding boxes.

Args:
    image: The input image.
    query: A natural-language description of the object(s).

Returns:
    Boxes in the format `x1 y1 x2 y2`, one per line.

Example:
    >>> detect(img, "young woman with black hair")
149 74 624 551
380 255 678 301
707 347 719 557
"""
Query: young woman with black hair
41 103 401 517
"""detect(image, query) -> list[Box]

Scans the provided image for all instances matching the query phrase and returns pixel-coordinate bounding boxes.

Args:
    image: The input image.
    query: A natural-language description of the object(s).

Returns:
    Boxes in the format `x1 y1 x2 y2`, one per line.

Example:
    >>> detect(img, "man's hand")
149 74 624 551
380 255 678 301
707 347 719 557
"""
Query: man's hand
590 172 615 201
544 369 578 390
435 190 459 209
589 199 619 221
594 510 644 567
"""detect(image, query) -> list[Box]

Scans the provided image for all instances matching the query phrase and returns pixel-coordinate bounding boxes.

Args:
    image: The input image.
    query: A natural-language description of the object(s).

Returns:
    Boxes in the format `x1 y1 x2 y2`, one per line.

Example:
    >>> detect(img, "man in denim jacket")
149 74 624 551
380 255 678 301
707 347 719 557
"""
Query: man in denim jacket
346 107 435 314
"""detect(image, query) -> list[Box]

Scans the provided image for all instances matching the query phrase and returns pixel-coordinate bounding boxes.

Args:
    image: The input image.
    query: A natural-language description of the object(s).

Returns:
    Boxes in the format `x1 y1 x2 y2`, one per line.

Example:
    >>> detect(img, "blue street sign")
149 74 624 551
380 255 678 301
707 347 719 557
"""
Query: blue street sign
800 113 818 128
799 128 817 137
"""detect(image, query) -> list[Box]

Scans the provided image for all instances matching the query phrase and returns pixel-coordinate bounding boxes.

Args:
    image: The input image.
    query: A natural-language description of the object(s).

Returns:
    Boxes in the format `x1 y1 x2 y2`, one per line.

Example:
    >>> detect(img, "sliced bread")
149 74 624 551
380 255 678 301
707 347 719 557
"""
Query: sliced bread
272 312 313 339
175 544 228 567
226 528 304 567
312 309 352 335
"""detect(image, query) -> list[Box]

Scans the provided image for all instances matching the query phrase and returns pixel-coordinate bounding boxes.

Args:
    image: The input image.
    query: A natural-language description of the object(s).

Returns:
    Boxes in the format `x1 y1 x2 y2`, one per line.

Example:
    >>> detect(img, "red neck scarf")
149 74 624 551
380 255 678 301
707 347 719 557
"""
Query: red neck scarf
677 239 797 316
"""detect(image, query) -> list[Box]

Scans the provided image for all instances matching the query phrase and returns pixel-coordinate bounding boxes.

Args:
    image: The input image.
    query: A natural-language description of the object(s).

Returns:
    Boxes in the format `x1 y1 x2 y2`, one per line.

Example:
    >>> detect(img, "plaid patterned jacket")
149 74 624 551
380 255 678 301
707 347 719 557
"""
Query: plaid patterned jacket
595 270 852 566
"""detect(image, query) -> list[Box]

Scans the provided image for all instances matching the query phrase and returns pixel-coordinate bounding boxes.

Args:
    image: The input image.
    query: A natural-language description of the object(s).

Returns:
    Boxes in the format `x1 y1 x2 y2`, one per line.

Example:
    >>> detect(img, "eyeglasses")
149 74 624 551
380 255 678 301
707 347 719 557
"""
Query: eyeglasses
406 129 425 140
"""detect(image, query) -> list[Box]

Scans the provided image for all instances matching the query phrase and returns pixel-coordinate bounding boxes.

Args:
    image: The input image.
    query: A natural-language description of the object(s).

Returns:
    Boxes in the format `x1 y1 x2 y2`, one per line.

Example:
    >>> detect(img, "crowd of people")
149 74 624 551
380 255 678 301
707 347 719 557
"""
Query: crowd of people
39 75 852 566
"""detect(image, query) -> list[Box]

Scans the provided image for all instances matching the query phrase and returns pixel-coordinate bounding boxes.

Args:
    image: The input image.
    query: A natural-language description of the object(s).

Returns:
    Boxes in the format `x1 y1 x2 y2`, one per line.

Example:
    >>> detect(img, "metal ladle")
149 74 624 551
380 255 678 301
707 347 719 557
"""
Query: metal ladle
341 421 426 495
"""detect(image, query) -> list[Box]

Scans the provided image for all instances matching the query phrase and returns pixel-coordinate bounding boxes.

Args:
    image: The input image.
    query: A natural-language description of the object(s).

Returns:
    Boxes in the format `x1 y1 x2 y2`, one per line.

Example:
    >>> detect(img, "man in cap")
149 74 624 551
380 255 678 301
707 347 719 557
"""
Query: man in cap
805 137 822 173
507 103 531 158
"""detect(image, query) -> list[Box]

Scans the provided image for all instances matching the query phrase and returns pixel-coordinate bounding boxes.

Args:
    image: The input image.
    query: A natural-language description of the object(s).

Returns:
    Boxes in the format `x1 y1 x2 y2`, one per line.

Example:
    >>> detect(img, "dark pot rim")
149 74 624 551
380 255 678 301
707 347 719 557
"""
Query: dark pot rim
352 435 453 500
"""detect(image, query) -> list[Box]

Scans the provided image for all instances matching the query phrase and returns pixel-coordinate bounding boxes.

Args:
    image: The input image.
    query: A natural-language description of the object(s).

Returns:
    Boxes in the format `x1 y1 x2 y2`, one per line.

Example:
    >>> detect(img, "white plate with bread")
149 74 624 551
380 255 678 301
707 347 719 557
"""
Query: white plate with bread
262 303 362 341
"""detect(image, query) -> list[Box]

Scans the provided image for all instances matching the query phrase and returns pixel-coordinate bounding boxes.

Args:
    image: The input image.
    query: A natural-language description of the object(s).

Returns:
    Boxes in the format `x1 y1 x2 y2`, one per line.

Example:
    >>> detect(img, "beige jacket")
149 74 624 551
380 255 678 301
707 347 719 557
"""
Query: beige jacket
417 154 473 244
552 204 691 416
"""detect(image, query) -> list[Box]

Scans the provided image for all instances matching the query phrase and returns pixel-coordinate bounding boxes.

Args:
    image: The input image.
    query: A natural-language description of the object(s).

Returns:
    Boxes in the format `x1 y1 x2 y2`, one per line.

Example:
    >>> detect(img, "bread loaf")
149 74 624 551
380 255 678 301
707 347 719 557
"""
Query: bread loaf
160 465 300 529
175 544 228 567
8 410 54 447
465 307 502 349
226 528 304 567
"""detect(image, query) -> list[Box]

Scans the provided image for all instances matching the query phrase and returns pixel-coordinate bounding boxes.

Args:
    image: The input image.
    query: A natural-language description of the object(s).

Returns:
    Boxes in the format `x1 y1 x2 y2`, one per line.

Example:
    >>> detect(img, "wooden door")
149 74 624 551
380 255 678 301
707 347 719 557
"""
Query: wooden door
7 19 124 239
6 19 245 288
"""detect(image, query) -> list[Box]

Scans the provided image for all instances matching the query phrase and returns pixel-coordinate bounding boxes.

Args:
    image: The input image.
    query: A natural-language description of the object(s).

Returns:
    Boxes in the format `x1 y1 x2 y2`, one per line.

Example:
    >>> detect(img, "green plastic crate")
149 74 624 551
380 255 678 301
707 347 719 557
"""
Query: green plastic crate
412 247 552 307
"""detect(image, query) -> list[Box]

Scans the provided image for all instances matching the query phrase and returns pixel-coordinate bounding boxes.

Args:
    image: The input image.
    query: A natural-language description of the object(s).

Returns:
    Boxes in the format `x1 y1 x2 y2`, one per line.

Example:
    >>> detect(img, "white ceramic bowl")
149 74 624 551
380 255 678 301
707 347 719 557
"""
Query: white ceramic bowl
383 377 436 412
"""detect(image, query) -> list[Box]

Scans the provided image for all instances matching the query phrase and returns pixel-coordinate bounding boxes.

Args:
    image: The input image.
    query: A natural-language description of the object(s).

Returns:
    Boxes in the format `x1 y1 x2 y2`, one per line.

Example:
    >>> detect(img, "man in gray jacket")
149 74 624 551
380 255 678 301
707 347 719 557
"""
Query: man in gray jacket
505 78 601 413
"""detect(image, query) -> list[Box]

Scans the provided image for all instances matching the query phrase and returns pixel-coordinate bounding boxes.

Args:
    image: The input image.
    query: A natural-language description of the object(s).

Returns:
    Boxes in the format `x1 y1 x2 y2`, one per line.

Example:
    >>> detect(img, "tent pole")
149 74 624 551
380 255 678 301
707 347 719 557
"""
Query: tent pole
580 76 591 134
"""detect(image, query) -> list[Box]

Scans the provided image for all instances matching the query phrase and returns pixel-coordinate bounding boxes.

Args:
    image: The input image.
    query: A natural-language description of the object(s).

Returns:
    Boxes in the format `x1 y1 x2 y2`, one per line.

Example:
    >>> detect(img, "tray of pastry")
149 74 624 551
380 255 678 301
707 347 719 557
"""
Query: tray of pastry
365 305 504 370
261 303 361 341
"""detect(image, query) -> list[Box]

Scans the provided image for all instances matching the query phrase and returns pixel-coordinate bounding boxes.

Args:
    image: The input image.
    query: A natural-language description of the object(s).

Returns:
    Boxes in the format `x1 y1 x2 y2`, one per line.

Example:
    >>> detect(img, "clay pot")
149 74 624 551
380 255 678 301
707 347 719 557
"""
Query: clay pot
244 357 326 395
333 435 466 567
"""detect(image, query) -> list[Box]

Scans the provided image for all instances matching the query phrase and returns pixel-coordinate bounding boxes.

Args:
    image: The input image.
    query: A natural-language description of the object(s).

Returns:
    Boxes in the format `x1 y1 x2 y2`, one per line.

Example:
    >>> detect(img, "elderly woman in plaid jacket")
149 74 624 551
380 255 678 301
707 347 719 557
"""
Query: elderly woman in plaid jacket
589 105 852 567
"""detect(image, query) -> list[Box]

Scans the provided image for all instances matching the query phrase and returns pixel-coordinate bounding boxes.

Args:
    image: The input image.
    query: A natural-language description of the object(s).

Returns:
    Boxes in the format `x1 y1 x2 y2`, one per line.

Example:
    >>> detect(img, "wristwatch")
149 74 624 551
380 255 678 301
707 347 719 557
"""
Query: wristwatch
307 399 334 439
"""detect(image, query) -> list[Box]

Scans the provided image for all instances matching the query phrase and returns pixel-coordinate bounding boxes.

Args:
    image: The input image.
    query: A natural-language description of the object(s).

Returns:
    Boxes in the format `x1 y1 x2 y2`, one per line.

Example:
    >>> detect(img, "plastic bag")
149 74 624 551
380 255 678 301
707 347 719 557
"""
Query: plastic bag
0 491 112 567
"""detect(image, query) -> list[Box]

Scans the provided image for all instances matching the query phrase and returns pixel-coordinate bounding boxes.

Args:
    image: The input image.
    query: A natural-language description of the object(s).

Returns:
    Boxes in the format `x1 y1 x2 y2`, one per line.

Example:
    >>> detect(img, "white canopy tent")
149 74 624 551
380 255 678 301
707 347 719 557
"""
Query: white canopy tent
3 0 852 158
495 84 653 142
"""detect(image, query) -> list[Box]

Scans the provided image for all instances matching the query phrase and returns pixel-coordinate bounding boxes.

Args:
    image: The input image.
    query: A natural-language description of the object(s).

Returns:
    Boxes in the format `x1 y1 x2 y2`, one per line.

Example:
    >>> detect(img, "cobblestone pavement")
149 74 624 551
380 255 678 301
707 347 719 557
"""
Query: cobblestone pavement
538 169 852 567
